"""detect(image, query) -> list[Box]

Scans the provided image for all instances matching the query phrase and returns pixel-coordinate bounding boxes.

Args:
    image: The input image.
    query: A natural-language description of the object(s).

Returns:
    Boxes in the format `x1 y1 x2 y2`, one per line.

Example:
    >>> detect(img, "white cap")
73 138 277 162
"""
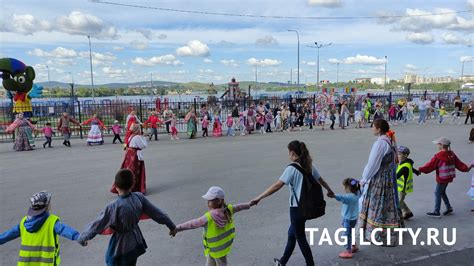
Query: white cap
202 186 225 200
432 137 451 146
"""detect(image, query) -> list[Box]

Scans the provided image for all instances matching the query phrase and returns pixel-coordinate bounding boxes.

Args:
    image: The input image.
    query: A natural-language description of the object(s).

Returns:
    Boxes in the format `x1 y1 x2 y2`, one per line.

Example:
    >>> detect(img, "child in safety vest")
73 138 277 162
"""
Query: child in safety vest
419 137 473 217
171 186 255 265
396 146 420 220
328 178 361 259
0 191 80 265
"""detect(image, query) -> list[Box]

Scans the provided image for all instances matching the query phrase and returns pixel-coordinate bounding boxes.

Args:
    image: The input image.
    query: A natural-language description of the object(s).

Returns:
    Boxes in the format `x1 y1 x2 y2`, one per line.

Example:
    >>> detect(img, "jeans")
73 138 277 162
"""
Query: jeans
149 127 158 140
280 207 314 265
439 116 444 124
44 137 52 147
342 219 357 251
434 183 451 214
165 121 171 133
418 109 426 124
226 126 233 136
202 128 208 137
265 122 272 132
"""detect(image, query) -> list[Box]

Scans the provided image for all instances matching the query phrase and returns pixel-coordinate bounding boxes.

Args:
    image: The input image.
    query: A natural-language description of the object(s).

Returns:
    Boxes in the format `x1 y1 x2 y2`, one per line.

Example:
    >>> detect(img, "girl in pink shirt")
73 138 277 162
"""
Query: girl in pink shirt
202 116 209 137
166 114 180 140
226 114 234 136
42 122 53 148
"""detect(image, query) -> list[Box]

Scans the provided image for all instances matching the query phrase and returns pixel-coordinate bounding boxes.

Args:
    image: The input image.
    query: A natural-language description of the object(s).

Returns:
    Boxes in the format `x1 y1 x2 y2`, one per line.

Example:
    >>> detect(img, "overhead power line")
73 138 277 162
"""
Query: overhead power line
91 0 473 20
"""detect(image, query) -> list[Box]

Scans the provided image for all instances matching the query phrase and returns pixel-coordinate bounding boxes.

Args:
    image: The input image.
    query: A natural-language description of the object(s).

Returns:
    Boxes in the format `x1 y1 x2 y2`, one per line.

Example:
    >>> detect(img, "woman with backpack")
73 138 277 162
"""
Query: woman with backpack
251 140 335 266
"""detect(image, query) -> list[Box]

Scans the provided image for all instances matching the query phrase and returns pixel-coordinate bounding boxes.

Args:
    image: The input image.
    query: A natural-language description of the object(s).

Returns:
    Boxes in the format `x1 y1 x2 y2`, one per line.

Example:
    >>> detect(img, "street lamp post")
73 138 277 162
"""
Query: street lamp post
68 72 75 114
87 35 95 101
287 30 300 89
308 42 332 91
384 55 387 90
46 65 51 100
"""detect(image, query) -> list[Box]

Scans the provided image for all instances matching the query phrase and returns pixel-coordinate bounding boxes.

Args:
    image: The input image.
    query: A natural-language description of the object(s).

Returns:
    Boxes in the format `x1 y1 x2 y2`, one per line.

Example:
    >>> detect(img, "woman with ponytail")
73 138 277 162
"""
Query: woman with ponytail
251 140 335 266
359 119 402 246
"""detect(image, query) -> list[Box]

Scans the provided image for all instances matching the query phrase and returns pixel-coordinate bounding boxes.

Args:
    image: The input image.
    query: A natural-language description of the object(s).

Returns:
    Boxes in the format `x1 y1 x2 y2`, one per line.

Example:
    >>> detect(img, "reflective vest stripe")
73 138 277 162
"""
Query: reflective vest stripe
439 171 456 177
207 228 235 243
209 238 234 253
20 245 55 252
18 256 54 263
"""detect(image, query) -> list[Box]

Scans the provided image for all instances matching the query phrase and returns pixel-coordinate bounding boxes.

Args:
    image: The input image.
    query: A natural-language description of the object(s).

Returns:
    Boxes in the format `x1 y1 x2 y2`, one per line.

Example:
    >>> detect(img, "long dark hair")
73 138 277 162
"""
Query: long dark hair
288 140 313 174
373 119 390 134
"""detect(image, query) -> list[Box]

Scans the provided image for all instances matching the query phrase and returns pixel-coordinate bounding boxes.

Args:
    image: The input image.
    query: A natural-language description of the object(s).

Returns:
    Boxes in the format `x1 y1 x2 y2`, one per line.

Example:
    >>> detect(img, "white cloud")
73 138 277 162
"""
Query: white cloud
328 58 341 64
406 32 434 44
461 56 474 62
130 40 148 50
199 69 214 74
308 0 342 8
28 47 77 58
79 51 116 66
203 58 213 64
405 64 418 70
56 11 118 39
441 33 465 45
132 54 183 66
102 67 127 78
306 61 317 66
220 59 239 67
256 35 279 46
113 46 124 51
247 58 282 67
469 0 474 8
378 8 473 33
176 40 210 57
331 54 386 65
136 28 153 40
1 14 52 35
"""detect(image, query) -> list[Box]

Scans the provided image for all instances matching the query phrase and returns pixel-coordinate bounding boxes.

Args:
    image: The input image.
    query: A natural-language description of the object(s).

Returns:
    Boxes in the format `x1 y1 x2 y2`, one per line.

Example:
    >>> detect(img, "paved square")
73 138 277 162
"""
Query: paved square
1 122 473 265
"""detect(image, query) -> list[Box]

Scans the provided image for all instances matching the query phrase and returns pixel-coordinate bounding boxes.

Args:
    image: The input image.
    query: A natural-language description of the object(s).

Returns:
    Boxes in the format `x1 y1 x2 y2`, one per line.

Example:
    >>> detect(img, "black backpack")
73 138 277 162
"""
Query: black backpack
289 163 326 220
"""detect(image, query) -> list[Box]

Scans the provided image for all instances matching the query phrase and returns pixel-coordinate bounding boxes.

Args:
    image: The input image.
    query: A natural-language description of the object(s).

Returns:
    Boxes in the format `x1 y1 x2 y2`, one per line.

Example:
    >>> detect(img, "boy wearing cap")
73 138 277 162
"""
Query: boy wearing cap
419 137 473 217
396 146 420 220
78 169 176 266
0 191 80 265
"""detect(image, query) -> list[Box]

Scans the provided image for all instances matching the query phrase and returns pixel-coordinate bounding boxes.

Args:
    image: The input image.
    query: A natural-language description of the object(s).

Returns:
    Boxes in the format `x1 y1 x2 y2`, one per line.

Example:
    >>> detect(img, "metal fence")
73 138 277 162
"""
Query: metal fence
0 91 470 141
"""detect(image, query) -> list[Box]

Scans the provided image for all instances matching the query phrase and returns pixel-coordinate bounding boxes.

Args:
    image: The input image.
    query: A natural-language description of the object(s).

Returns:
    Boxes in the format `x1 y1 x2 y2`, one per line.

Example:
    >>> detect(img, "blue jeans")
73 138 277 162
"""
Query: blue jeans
434 183 451 214
342 219 357 251
280 207 314 265
418 110 426 124
226 126 233 136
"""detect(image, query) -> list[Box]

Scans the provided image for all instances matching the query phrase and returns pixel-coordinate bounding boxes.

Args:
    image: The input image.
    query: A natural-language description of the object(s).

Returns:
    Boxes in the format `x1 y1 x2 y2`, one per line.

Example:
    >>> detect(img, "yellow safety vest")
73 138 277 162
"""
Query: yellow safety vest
397 162 413 193
202 204 235 259
18 214 61 266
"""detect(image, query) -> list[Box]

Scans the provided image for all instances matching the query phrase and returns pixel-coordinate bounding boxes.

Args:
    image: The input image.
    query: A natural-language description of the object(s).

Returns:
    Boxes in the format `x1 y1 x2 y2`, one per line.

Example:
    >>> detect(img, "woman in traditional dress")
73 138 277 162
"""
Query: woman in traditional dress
124 110 142 146
111 124 147 194
185 107 197 139
6 113 35 151
81 114 106 145
212 115 222 137
359 119 401 246
246 105 256 134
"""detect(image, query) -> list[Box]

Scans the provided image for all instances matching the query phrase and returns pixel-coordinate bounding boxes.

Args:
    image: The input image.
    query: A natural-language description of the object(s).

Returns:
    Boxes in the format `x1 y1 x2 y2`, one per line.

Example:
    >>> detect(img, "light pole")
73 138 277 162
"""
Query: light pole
150 73 154 95
384 55 387 90
87 35 95 101
68 72 75 114
336 62 340 84
46 65 51 100
287 30 299 89
308 42 332 90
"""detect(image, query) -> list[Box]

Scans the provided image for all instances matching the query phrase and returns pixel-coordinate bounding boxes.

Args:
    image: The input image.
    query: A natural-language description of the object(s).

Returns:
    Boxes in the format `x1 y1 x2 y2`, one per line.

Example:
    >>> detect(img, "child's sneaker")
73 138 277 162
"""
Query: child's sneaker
339 250 353 259
442 209 453 216
426 212 441 217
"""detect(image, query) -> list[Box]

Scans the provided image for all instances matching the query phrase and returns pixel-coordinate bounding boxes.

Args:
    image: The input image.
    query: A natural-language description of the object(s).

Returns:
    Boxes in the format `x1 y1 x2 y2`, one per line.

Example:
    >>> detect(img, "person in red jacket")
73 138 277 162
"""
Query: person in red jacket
419 137 473 217
143 111 163 141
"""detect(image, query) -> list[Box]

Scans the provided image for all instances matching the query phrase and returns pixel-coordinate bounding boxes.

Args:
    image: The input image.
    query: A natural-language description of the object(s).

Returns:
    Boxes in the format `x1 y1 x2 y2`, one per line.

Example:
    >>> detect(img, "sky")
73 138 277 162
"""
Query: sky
0 0 473 85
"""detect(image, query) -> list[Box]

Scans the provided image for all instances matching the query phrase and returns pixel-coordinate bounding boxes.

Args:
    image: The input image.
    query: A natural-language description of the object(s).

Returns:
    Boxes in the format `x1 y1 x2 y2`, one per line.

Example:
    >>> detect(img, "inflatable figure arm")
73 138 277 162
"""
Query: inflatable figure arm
28 84 43 98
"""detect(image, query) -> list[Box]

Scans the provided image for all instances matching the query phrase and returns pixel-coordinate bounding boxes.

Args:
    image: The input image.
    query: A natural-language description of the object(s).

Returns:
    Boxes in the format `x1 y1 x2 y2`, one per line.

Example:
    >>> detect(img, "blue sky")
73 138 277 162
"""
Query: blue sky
0 0 473 85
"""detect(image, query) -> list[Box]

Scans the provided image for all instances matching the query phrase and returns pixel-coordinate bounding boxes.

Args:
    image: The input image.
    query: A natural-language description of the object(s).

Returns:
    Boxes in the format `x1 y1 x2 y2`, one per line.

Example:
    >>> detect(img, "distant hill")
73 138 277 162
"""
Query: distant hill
35 80 178 89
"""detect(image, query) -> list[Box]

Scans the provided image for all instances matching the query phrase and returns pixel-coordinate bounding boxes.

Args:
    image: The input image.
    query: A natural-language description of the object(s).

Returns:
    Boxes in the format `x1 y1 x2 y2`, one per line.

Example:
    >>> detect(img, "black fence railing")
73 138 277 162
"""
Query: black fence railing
0 91 470 141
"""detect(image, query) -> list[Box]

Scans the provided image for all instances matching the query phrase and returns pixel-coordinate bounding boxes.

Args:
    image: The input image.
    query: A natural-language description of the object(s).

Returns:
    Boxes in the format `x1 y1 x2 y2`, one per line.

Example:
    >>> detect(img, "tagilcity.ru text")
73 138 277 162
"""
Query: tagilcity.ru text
305 228 456 246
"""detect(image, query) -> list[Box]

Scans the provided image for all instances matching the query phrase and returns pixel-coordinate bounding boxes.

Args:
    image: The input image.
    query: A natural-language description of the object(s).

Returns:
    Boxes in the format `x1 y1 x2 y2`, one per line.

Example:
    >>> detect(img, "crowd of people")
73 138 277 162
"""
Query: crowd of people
1 111 473 265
